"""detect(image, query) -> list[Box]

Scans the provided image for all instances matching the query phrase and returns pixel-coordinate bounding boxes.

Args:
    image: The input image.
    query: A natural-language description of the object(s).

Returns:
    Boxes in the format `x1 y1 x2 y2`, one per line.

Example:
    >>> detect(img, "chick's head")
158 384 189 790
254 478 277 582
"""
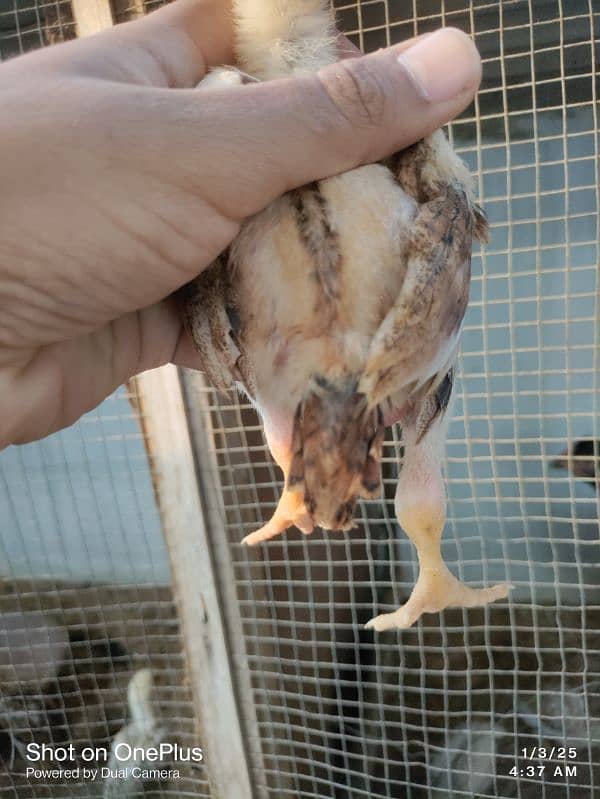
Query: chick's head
286 375 384 531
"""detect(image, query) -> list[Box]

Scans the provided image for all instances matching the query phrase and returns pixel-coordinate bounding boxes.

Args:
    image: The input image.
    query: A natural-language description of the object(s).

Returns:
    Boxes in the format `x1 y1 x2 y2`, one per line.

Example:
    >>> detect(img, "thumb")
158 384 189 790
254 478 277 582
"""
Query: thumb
150 27 481 220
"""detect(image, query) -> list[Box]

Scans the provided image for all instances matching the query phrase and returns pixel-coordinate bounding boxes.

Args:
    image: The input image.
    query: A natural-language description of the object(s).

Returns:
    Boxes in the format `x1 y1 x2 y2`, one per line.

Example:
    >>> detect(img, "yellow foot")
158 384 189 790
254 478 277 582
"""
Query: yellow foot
241 511 314 546
365 563 510 631
241 525 282 546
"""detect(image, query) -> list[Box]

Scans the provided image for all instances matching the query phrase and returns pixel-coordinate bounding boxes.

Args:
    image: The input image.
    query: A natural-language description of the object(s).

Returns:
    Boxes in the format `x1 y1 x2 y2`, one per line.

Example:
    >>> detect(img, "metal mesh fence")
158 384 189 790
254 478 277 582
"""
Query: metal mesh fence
180 1 600 796
0 391 205 797
0 0 599 797
0 1 75 59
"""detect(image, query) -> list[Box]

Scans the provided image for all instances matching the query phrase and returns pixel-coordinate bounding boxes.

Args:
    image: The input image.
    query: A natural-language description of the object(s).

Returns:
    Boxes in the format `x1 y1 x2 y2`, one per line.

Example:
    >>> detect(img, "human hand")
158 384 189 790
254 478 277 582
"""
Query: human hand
0 0 481 448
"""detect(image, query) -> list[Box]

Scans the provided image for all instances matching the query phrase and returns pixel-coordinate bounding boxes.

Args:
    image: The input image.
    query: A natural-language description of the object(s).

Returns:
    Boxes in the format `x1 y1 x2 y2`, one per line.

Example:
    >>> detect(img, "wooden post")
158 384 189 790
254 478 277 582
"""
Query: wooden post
178 370 271 799
133 366 258 799
70 0 114 36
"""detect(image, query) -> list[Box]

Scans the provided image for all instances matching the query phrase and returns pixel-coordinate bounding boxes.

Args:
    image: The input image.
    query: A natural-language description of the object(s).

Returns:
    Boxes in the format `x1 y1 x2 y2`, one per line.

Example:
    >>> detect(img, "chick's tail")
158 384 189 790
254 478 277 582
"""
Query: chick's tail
233 0 337 78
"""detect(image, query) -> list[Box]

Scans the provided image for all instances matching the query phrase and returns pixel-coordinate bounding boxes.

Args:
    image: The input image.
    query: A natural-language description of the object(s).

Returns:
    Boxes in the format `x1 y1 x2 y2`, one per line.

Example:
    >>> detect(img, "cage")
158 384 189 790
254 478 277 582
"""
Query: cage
0 0 598 797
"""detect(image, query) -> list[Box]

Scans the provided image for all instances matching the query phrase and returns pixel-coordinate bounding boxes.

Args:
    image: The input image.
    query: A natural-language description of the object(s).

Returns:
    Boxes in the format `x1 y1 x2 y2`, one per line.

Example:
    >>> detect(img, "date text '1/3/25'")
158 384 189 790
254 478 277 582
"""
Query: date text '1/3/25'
520 747 577 760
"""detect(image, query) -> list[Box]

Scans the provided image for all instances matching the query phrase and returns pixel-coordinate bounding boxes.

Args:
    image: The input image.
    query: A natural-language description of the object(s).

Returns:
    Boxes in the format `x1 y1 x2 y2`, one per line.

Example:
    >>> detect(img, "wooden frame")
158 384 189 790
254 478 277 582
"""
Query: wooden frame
134 366 260 799
70 0 113 36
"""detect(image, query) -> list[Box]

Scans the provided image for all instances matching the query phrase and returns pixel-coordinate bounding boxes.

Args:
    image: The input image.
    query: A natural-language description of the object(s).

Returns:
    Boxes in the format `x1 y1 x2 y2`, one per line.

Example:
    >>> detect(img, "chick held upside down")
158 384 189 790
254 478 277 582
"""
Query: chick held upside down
182 0 509 630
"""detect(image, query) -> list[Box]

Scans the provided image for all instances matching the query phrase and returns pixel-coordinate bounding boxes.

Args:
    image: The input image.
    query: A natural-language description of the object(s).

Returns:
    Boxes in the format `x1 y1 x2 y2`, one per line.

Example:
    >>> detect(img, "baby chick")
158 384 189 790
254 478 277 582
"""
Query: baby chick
183 0 509 629
553 439 600 491
104 669 166 798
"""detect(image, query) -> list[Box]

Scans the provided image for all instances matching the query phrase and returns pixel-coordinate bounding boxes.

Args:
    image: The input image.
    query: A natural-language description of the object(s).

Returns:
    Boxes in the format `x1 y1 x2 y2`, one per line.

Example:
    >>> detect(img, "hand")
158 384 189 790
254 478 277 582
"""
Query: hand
0 0 481 448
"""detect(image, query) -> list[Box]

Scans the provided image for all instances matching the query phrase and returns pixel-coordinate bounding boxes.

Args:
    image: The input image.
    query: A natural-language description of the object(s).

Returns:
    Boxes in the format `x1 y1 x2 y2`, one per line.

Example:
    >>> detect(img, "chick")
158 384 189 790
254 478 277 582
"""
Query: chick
183 0 509 629
553 439 600 491
104 669 166 798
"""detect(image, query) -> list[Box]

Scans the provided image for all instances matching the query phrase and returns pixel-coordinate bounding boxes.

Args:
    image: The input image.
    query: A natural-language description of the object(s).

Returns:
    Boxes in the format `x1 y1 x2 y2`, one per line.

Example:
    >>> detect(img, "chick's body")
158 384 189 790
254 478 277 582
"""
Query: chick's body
236 166 415 527
242 166 414 418
184 0 509 629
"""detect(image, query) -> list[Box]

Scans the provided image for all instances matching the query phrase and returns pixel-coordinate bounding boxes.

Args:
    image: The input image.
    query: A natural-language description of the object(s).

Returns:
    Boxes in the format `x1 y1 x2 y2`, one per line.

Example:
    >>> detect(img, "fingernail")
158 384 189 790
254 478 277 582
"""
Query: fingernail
397 27 481 104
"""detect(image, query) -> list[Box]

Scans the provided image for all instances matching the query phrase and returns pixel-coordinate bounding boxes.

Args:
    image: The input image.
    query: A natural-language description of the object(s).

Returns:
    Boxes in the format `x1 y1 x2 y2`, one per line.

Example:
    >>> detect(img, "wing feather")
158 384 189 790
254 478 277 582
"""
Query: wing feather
359 183 473 407
181 255 246 393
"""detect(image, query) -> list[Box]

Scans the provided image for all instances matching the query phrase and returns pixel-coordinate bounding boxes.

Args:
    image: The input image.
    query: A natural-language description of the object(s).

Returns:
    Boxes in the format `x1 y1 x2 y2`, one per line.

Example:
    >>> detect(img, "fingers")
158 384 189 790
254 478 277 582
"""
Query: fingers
4 0 233 88
145 27 482 219
0 299 180 448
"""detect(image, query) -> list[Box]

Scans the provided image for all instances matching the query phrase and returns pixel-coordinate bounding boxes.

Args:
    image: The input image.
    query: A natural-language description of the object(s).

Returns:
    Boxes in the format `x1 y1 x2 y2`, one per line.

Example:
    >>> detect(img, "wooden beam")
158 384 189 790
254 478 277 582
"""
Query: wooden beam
70 0 113 36
179 370 271 799
133 365 256 799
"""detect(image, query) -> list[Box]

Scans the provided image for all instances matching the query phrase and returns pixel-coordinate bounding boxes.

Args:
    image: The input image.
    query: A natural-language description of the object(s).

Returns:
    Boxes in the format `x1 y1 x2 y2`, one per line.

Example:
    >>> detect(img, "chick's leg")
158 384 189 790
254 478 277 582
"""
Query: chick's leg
241 487 313 545
366 427 509 631
242 417 314 545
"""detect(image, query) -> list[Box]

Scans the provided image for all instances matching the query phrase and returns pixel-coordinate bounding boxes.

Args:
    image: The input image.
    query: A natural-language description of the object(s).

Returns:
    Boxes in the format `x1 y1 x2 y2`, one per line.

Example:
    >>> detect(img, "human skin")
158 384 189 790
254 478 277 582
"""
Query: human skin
0 0 482 449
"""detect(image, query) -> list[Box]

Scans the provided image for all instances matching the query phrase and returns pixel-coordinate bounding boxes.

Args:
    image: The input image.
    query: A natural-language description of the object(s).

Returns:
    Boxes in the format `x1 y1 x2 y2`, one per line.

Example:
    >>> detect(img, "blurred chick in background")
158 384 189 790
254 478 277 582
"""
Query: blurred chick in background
553 439 600 491
104 669 167 799
184 0 509 630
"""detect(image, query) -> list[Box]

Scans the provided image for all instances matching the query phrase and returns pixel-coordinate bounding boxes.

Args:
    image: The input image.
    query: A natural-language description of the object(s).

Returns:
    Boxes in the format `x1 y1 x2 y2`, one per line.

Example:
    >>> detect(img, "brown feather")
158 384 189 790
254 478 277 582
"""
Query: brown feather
290 181 341 314
181 254 256 398
286 376 383 530
415 368 454 444
360 182 472 407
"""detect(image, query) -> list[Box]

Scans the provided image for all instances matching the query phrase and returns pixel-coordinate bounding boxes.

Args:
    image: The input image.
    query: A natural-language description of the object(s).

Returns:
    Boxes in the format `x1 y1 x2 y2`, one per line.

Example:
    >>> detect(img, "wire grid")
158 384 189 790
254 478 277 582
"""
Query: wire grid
179 0 599 797
0 1 598 798
0 0 75 59
0 393 206 796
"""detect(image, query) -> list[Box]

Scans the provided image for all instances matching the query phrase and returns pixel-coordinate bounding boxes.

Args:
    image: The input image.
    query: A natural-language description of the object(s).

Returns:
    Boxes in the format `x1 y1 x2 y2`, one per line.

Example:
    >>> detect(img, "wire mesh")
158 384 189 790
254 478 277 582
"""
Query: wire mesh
0 0 75 59
0 391 207 798
0 0 599 798
179 1 599 797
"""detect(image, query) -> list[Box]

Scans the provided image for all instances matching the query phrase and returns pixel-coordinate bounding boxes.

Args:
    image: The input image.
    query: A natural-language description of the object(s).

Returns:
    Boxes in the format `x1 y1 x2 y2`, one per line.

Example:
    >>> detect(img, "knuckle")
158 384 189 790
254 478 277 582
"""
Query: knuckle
319 58 387 128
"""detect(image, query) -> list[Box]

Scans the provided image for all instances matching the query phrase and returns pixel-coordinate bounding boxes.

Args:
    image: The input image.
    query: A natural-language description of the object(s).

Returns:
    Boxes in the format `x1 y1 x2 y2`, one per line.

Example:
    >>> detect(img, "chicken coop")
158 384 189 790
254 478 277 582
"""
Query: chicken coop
0 0 598 797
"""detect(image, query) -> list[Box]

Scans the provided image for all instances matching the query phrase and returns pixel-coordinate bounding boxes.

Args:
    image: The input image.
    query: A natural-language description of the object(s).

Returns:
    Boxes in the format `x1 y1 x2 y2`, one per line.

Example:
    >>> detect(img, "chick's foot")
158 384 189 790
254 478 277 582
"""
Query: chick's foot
241 489 314 545
366 562 510 631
